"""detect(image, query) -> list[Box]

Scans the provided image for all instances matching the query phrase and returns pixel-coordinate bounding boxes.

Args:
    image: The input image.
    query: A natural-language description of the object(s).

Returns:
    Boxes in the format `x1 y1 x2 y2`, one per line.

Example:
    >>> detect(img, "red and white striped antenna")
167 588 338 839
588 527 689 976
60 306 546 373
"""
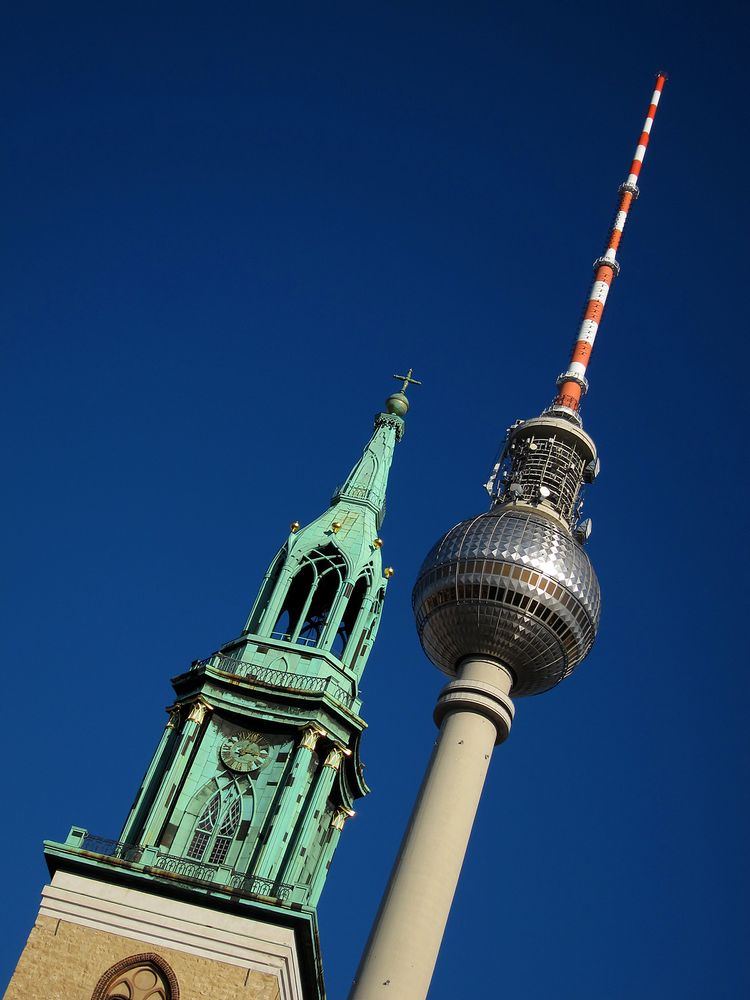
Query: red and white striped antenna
553 73 667 417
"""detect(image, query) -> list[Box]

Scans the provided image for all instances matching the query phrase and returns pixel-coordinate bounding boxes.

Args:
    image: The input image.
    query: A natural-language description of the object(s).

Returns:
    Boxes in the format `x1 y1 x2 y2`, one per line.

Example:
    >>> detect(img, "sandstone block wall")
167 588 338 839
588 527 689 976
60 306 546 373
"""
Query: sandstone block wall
5 915 281 1000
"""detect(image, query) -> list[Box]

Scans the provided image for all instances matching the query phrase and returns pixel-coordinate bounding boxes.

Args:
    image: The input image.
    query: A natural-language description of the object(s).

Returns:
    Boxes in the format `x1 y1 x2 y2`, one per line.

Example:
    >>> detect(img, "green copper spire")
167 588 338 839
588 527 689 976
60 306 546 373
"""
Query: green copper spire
45 378 415 996
243 394 408 677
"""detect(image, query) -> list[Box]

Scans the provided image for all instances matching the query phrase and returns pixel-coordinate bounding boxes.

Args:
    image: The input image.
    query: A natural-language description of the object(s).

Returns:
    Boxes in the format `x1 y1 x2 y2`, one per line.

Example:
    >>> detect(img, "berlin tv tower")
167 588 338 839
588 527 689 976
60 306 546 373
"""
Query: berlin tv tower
350 73 667 1000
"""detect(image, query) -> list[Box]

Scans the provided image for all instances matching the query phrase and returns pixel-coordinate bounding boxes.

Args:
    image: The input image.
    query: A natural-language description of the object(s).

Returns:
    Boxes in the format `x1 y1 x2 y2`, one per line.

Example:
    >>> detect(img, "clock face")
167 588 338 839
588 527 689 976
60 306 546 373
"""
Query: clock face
220 731 270 773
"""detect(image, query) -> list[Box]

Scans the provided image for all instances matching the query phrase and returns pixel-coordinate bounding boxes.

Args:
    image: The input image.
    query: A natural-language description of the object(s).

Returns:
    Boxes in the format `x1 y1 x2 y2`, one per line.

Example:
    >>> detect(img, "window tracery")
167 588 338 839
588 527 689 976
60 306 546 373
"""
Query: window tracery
186 782 242 863
272 545 348 648
91 954 178 1000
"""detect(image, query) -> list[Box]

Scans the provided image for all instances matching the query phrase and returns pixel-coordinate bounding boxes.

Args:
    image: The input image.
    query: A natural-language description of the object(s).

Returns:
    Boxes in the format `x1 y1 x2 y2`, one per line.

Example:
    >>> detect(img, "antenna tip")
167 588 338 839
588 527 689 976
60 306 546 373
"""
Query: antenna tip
656 70 669 81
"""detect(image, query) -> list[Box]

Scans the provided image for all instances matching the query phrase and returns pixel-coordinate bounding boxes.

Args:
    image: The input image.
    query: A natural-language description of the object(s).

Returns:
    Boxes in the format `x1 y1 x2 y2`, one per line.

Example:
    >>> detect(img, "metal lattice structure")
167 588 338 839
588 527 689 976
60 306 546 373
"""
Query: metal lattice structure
486 415 597 529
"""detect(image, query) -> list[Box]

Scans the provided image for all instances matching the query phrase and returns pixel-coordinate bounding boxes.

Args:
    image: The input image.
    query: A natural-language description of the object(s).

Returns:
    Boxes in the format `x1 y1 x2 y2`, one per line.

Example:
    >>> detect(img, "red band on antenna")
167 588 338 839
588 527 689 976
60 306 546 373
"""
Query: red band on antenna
555 73 667 414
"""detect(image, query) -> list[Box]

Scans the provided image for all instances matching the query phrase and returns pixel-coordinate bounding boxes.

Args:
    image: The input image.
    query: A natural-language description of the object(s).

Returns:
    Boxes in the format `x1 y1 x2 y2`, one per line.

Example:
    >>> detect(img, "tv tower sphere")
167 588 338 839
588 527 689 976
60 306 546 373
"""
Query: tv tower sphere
412 414 601 696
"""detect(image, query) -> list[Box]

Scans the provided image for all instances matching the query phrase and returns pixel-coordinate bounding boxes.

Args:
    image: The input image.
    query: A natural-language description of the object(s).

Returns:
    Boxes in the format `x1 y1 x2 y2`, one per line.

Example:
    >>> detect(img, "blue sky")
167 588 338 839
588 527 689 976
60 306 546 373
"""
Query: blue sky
2 3 748 997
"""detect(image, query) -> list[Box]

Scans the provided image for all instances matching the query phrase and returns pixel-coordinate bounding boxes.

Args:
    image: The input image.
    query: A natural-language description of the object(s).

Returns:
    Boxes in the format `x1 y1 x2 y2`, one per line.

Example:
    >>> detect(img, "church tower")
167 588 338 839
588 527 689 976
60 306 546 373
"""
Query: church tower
6 379 415 1000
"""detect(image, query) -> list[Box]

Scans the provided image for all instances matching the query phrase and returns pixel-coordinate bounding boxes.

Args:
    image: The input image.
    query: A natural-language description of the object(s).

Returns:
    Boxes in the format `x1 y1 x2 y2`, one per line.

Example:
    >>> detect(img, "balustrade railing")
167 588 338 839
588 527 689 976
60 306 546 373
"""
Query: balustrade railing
229 873 294 901
80 834 143 862
154 852 218 883
198 652 355 709
71 835 298 903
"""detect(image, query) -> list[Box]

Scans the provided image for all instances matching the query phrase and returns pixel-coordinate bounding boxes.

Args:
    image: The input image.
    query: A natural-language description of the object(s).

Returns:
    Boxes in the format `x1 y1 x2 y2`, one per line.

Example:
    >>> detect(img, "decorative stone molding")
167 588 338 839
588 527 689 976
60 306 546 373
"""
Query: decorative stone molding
374 411 405 441
36 871 304 999
91 952 179 1000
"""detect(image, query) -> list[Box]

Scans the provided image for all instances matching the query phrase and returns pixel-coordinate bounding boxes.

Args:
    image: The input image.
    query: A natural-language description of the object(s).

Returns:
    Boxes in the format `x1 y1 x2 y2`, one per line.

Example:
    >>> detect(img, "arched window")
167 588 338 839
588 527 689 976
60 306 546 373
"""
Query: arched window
169 771 252 863
186 785 241 864
91 953 178 1000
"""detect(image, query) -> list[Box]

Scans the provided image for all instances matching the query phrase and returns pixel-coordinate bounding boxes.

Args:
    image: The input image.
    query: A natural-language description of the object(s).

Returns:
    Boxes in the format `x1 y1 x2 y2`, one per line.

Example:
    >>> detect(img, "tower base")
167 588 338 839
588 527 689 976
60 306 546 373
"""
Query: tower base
6 870 309 1000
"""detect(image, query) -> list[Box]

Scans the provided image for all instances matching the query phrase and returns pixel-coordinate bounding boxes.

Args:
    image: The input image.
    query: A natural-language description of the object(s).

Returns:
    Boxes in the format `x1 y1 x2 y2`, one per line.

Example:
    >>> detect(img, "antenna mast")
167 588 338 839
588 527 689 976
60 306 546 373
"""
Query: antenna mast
554 73 667 417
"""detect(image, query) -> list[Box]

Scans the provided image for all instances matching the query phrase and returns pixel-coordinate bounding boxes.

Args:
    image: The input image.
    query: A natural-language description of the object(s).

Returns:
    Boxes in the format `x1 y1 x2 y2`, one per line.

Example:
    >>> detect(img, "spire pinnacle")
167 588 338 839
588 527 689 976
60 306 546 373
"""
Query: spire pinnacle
387 367 422 418
392 368 422 393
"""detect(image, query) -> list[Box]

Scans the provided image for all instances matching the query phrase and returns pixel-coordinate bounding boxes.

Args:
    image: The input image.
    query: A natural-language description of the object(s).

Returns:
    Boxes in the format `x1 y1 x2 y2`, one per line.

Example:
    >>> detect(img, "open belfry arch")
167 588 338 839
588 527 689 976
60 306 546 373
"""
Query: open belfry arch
6 379 416 1000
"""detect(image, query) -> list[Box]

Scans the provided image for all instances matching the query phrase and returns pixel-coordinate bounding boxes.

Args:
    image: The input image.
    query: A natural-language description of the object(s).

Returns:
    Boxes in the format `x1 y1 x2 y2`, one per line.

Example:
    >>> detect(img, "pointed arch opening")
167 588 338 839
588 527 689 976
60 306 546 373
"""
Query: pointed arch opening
92 953 179 1000
272 545 347 648
272 608 292 640
186 781 242 864
272 560 315 640
247 548 286 634
170 771 252 866
332 570 371 659
298 547 346 646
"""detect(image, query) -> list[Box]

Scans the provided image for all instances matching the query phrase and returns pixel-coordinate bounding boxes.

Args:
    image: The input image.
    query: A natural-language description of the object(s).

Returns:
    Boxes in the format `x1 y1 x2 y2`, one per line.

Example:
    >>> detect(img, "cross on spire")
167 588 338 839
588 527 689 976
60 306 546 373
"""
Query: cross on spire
392 368 422 394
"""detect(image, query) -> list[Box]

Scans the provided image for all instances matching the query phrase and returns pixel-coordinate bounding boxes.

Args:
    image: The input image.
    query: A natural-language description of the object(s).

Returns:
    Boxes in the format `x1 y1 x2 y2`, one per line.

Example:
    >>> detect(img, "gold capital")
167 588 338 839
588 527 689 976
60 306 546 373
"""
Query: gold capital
323 747 344 771
299 726 327 751
166 706 181 730
187 700 212 725
331 806 354 831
